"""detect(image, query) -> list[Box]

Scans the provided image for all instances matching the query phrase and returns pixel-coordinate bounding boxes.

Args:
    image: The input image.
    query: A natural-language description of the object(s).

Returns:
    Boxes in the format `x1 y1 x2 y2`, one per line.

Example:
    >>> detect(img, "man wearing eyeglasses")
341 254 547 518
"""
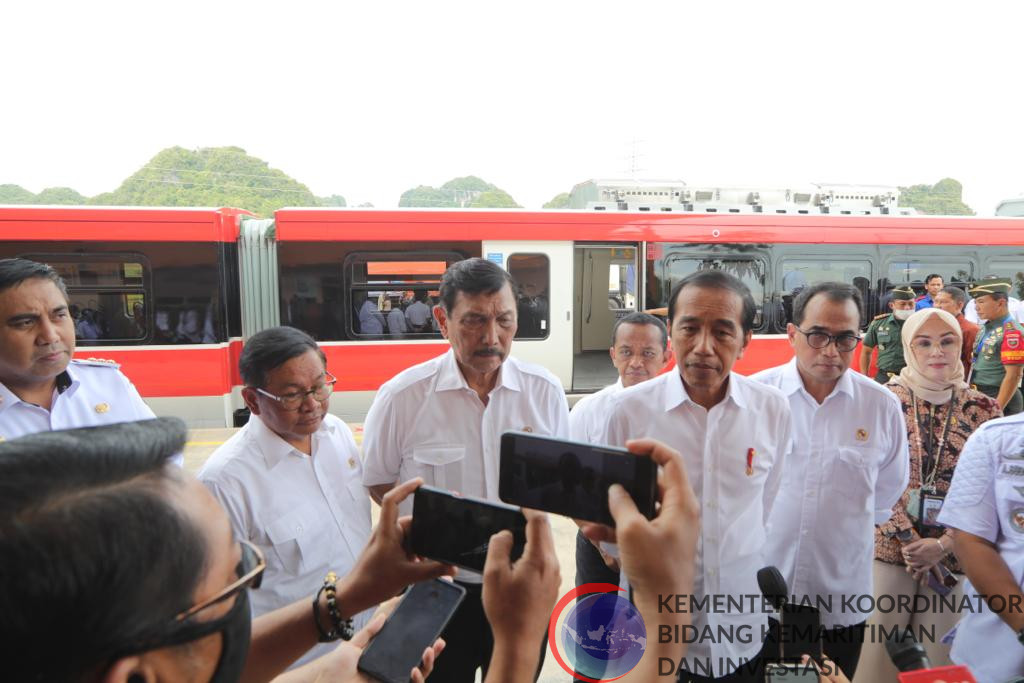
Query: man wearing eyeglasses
199 326 372 667
752 282 908 677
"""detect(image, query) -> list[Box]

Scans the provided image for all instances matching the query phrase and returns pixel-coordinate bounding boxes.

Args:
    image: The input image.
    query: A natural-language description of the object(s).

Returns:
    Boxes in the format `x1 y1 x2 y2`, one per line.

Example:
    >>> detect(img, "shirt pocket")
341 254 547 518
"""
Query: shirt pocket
834 447 879 508
265 504 328 575
412 446 465 492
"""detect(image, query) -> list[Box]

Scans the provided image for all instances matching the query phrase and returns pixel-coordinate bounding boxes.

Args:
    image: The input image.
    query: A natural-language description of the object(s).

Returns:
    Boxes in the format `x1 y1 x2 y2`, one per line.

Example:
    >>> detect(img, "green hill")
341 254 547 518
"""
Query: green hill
898 178 974 215
399 175 520 208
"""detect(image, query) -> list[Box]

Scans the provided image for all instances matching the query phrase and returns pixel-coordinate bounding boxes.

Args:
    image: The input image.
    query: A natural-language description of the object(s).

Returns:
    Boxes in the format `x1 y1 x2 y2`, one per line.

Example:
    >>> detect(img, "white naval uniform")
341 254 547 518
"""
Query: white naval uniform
569 378 623 444
198 413 372 667
936 412 1024 682
601 371 792 679
752 359 909 628
0 359 177 463
361 348 570 582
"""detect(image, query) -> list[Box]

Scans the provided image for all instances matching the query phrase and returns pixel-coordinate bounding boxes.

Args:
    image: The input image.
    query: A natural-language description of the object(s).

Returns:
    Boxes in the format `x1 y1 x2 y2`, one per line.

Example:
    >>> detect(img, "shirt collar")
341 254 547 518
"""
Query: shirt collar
0 367 77 414
663 370 748 411
779 357 854 400
250 411 334 470
434 348 521 393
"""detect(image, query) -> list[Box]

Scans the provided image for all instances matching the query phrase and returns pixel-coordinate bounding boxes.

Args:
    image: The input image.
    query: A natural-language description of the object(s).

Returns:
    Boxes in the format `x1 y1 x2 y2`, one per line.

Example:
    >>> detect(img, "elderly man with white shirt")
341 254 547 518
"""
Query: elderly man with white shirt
751 282 908 679
571 311 671 589
600 270 791 683
362 257 569 683
199 326 372 667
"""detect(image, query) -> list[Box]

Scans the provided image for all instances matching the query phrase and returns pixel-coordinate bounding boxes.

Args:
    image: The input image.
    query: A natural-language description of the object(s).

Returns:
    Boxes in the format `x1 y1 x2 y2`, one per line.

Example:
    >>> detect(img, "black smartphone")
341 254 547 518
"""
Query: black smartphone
777 604 823 663
357 578 466 683
498 430 658 526
411 485 528 572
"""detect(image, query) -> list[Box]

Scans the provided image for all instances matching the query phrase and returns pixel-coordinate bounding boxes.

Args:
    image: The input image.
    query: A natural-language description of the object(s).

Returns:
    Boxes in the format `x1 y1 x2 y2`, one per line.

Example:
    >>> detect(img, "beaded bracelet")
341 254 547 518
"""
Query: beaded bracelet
312 571 354 642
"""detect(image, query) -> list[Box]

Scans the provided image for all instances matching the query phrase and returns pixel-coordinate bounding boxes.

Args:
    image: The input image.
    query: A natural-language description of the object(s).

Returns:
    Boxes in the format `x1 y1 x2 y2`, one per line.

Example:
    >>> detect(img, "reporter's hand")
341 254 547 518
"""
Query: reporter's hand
581 438 700 603
801 654 850 683
482 510 561 647
902 537 944 581
341 478 455 614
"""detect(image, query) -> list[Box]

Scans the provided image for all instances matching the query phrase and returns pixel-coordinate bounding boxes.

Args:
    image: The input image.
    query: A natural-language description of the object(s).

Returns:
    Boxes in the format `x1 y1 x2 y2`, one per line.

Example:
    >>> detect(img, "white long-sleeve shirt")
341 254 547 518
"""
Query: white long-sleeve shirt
601 371 791 678
752 359 909 628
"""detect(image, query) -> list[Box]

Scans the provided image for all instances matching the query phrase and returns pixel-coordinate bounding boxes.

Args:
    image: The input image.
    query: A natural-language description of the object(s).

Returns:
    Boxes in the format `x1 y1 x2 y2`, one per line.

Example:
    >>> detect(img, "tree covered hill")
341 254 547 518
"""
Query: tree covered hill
399 175 520 208
898 178 974 215
1 146 345 217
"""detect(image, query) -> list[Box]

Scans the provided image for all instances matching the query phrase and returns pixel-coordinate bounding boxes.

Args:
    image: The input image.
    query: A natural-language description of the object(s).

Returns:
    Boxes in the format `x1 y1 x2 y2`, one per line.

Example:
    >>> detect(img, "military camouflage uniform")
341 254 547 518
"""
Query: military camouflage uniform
862 285 916 384
968 277 1024 416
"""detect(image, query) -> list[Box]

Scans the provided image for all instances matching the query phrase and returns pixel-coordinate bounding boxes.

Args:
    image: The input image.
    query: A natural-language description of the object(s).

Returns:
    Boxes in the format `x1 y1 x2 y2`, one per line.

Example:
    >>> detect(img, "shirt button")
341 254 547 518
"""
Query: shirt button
296 525 303 534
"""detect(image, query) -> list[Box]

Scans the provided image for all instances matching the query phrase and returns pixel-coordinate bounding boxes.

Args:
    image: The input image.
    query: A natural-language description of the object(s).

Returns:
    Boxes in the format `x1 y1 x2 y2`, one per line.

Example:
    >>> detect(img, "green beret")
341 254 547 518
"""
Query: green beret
968 277 1012 298
890 284 916 301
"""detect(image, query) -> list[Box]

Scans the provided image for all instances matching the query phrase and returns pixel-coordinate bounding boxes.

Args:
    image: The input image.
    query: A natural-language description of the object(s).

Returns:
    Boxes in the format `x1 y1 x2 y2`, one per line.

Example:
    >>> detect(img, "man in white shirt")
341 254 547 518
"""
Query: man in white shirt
362 257 570 682
404 293 433 332
0 258 171 460
571 311 671 587
751 282 908 678
199 326 372 667
601 270 792 683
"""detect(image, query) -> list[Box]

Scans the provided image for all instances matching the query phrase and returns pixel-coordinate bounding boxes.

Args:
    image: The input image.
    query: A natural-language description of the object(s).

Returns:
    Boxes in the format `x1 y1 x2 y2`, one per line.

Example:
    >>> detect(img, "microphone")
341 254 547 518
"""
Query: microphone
884 629 978 683
885 630 931 672
758 566 820 681
757 566 788 612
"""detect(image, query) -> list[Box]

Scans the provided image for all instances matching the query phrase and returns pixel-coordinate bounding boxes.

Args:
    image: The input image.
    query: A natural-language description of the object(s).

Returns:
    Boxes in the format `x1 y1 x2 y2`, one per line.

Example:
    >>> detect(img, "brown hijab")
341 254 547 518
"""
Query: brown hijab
890 307 967 405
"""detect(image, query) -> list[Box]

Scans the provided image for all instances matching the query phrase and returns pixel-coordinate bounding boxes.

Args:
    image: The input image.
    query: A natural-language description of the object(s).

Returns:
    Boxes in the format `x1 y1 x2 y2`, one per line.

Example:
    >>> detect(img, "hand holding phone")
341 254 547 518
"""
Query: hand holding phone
498 431 658 526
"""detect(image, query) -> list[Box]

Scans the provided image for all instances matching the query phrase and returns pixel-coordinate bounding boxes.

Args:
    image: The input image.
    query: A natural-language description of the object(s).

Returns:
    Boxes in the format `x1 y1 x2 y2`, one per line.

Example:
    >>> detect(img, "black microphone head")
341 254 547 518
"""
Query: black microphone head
757 566 788 611
884 630 931 672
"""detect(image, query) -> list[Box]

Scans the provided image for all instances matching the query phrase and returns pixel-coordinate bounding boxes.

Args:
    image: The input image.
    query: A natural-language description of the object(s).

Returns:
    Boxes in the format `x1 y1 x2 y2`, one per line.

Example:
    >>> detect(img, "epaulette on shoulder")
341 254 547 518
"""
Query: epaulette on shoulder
71 357 122 369
872 313 889 320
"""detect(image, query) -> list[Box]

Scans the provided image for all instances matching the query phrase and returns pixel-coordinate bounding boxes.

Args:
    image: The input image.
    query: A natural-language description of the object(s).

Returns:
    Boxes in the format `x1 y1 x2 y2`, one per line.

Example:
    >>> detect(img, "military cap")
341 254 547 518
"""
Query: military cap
968 276 1013 299
890 284 916 301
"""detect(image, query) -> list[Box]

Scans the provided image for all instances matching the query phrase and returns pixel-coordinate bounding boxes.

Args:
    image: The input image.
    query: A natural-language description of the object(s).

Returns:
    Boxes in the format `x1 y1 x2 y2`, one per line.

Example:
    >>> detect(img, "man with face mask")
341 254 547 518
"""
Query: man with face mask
362 257 570 682
0 418 451 683
860 284 916 383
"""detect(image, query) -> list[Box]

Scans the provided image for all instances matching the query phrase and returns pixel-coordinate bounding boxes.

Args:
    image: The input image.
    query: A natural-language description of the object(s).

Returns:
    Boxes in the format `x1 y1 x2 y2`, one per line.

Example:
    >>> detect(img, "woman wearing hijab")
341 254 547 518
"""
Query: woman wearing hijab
858 308 1002 680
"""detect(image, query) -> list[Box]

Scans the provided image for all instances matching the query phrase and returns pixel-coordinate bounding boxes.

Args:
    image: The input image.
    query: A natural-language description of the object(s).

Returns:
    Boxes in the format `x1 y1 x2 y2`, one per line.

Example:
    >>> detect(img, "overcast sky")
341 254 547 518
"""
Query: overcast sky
4 0 1023 213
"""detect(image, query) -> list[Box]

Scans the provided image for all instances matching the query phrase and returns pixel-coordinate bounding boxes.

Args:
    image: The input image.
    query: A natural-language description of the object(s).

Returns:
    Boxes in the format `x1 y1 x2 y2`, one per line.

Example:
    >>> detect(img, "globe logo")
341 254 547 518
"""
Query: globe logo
548 583 647 682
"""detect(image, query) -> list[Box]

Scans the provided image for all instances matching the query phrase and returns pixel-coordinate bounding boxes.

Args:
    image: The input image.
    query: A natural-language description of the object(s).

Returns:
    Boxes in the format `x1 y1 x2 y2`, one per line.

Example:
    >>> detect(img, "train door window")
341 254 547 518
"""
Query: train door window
665 255 767 330
983 259 1024 300
24 255 151 344
345 252 461 338
508 253 549 340
778 258 872 328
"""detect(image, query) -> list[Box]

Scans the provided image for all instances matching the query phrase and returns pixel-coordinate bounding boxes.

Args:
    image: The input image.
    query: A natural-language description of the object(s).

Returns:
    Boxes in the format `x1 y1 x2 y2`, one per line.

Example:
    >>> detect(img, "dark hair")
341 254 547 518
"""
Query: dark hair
792 282 864 327
610 311 668 349
925 273 943 285
239 326 326 388
439 258 516 313
667 270 756 334
941 285 967 308
0 257 69 299
0 419 205 682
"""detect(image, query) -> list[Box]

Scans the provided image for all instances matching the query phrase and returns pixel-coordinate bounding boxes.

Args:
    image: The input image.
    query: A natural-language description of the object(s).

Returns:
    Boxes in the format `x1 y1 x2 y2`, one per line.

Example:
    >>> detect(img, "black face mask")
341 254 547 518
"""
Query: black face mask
207 588 252 683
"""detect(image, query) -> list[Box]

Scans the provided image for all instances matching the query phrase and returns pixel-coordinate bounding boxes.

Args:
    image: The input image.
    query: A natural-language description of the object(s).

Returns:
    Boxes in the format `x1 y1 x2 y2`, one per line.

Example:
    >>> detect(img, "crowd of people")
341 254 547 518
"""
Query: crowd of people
0 254 1023 682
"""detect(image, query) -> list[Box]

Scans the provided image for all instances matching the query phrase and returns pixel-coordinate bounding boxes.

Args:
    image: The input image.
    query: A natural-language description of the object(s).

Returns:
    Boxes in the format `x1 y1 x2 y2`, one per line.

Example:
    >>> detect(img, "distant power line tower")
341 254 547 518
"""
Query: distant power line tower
625 138 646 178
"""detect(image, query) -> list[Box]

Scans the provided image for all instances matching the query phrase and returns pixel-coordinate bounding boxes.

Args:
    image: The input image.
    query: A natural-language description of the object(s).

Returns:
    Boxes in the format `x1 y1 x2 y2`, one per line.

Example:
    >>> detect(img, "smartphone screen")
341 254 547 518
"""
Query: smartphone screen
411 485 528 572
498 431 658 526
357 579 466 683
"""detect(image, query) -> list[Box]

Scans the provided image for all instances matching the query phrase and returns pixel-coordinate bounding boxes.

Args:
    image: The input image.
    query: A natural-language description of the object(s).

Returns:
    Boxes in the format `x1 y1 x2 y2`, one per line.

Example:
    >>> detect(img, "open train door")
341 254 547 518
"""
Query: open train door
480 240 573 389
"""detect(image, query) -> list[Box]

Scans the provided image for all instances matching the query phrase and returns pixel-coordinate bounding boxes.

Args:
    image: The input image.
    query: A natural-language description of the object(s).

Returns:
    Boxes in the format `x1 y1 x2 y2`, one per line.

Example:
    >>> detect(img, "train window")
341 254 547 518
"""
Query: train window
665 255 767 329
983 259 1024 299
778 258 872 328
885 259 972 291
345 252 462 338
508 253 549 340
25 255 151 344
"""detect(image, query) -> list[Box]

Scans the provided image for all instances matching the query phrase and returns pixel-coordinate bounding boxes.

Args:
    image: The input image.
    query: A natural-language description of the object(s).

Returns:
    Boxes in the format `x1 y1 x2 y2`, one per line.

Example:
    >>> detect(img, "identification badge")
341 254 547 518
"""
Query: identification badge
919 489 946 531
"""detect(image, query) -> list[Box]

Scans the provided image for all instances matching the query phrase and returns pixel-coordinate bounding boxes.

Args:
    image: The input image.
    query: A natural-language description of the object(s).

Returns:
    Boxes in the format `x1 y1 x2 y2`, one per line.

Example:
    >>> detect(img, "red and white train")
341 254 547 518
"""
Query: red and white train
3 203 1022 426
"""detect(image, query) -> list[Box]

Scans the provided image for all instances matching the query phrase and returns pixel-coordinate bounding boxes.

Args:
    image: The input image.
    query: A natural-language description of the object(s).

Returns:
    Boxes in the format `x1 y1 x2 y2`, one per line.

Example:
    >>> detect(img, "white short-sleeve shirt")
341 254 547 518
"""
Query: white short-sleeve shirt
361 349 570 580
569 378 623 445
0 359 177 463
601 371 792 678
198 413 372 666
752 360 909 628
936 412 1024 682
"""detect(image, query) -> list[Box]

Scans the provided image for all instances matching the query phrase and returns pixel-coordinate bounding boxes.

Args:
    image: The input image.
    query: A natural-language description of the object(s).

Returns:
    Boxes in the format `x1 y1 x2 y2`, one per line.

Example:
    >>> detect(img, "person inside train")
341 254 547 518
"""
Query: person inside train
404 291 433 333
357 295 385 335
0 418 450 683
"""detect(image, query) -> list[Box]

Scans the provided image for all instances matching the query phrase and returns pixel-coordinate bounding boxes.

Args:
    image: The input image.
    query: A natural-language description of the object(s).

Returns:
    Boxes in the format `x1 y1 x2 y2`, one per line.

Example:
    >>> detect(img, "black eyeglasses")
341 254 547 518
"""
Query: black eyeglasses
256 373 337 410
114 540 266 658
796 327 862 352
